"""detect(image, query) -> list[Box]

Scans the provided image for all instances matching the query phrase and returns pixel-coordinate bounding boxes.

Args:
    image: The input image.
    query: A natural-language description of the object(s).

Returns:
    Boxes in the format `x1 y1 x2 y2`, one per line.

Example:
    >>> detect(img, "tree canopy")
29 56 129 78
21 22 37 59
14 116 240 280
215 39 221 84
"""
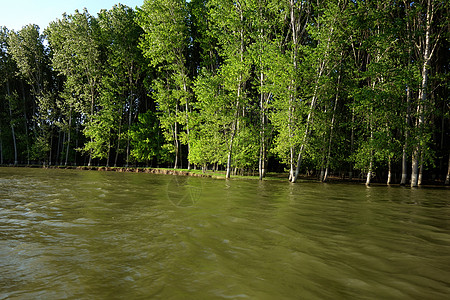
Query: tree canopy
0 0 449 186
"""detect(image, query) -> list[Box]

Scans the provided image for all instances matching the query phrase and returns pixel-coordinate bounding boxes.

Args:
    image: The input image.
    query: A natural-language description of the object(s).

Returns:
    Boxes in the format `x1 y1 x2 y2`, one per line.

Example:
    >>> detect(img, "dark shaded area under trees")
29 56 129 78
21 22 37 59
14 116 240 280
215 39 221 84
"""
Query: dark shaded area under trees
0 0 449 186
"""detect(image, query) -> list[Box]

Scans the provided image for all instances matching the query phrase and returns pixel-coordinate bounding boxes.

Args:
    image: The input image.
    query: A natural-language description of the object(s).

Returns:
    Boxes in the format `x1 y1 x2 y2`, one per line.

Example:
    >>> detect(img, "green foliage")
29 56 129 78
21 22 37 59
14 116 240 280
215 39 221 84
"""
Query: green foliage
0 0 448 184
130 110 167 164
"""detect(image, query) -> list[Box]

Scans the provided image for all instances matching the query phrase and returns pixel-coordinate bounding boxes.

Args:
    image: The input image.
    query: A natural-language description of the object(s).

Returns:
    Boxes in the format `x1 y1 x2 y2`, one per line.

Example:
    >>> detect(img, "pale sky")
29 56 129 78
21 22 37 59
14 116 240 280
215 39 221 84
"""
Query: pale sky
0 0 144 31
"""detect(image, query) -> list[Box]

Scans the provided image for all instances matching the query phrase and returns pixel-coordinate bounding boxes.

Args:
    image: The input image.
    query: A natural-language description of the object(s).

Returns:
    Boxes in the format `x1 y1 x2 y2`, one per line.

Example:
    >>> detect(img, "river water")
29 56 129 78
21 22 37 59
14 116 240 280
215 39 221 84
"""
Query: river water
0 167 449 299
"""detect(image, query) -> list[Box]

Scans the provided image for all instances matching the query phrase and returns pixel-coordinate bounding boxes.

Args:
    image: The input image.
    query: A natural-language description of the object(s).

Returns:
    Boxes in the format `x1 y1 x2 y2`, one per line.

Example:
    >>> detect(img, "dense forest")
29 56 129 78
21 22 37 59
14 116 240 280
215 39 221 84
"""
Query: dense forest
0 0 449 186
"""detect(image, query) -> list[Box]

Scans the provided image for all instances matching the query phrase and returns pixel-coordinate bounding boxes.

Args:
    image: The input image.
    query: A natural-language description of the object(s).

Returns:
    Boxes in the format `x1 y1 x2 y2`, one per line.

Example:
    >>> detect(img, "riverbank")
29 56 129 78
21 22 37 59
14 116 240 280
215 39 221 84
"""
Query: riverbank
1 164 448 186
0 164 292 181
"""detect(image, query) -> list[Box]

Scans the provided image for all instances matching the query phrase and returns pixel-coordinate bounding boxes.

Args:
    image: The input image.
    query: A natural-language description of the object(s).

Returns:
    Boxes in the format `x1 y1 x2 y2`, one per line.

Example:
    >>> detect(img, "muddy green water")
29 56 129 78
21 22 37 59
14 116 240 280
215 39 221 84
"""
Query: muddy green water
0 167 449 299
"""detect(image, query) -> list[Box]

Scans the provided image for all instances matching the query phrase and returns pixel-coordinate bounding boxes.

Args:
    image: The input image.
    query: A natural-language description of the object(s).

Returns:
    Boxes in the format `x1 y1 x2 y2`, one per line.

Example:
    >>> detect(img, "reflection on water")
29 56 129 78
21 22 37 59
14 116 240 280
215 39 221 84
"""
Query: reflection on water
0 167 449 299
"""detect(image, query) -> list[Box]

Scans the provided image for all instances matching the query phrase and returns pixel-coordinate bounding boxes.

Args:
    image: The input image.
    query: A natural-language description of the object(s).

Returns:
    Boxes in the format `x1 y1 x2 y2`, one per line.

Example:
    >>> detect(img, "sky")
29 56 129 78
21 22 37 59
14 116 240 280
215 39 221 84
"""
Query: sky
0 0 144 31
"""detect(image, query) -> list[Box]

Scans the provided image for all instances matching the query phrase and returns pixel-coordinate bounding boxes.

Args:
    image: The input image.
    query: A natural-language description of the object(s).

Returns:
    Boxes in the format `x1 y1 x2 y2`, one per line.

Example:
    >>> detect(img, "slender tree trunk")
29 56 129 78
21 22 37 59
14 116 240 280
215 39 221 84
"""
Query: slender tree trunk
366 159 373 186
401 3 412 185
65 108 72 166
49 134 53 166
445 153 450 185
323 69 341 182
56 127 61 165
288 0 298 182
0 128 3 164
400 87 411 185
226 134 235 179
366 121 374 187
114 107 123 167
106 131 111 167
387 157 392 185
411 0 433 187
20 81 30 164
291 86 320 183
226 97 240 179
126 94 133 167
259 72 268 180
292 27 332 183
411 145 420 187
173 103 180 169
60 131 66 165
87 77 98 166
227 6 245 179
183 79 191 170
418 152 424 185
6 81 18 165
349 107 355 180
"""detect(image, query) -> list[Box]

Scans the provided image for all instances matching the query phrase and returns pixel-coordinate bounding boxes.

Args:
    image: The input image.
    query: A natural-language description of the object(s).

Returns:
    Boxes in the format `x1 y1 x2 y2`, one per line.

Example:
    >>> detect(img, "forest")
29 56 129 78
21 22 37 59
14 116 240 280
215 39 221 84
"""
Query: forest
0 0 449 186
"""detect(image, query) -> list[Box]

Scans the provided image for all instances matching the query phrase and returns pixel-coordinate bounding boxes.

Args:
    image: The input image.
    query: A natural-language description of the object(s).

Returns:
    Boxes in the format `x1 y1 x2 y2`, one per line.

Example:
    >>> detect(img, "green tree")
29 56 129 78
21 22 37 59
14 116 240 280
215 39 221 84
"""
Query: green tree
138 0 192 169
46 9 103 166
8 24 52 164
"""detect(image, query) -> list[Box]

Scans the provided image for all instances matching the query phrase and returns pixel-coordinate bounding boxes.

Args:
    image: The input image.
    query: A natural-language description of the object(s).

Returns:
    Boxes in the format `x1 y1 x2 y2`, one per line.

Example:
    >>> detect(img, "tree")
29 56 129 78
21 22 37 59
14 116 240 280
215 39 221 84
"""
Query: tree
46 9 103 166
8 24 51 163
138 0 192 169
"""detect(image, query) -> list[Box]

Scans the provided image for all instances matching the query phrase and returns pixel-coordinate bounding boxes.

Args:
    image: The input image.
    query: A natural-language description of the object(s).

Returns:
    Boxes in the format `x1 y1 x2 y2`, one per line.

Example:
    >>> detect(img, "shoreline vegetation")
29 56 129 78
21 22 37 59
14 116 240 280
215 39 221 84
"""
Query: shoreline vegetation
2 165 448 187
1 1 449 187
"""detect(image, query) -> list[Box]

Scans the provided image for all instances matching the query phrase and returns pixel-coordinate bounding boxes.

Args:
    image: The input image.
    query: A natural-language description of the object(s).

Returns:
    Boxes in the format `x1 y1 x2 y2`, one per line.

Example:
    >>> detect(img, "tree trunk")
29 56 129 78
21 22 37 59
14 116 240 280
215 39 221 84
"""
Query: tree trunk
366 160 373 186
126 95 133 167
173 104 179 169
6 81 18 165
226 102 239 179
114 107 123 167
411 146 420 187
49 134 53 166
106 132 111 167
60 131 66 165
349 107 355 180
0 128 3 164
445 153 450 185
366 128 374 187
259 73 268 180
65 108 72 166
323 69 341 183
387 157 392 185
418 152 424 185
291 86 320 182
411 0 433 187
20 81 30 164
183 79 191 170
401 87 411 185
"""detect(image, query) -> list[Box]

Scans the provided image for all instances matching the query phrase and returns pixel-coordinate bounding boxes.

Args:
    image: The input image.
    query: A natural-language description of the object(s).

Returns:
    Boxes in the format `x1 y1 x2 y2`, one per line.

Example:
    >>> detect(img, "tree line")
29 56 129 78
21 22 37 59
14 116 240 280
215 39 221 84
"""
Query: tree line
0 0 449 186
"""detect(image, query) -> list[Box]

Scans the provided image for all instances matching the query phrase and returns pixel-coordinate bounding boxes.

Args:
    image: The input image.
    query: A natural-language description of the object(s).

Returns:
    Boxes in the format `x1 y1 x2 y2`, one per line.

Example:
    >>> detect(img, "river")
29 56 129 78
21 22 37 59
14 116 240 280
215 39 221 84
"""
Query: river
0 167 449 299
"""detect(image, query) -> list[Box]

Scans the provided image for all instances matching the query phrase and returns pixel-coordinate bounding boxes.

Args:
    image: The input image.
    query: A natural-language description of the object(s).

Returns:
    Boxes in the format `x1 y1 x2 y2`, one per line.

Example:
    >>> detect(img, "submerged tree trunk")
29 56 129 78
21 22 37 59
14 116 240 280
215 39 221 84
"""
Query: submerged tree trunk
411 146 420 187
366 126 374 187
387 157 392 185
366 159 373 186
418 153 424 185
